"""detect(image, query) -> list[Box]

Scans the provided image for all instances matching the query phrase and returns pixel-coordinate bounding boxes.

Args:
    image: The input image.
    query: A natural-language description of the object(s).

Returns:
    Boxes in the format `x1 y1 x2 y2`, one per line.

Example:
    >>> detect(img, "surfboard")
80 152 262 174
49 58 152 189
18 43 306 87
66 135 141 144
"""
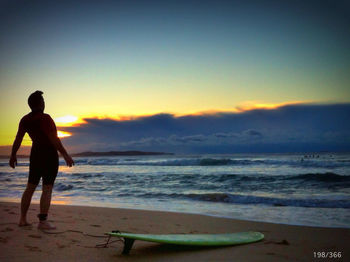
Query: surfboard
107 231 264 254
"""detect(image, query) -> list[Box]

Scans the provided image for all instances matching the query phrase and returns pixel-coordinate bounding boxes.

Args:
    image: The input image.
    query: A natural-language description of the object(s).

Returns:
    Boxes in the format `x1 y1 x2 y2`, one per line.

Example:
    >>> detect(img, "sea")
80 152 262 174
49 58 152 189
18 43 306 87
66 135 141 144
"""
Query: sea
1 153 349 228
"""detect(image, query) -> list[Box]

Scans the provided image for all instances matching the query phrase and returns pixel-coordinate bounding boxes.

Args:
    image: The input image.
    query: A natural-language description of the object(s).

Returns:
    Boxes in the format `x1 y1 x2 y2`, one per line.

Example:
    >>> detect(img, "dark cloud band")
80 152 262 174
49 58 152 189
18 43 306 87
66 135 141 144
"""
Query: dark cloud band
61 103 350 153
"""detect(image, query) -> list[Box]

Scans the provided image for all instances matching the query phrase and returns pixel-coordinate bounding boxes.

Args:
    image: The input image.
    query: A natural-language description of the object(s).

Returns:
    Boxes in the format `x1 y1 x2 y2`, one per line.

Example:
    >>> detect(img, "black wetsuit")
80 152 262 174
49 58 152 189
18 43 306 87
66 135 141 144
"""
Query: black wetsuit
19 111 59 185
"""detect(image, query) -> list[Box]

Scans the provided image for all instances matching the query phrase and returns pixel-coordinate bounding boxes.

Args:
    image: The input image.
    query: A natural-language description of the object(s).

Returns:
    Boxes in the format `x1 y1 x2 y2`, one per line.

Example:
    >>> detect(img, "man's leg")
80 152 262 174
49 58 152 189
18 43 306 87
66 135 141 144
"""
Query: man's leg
19 183 37 226
38 184 56 230
40 184 53 214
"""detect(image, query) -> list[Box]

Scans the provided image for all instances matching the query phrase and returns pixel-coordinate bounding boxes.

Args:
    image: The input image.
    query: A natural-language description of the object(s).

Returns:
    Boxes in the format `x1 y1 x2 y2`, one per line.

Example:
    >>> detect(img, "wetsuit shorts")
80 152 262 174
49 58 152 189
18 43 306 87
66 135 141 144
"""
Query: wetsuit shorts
29 146 59 185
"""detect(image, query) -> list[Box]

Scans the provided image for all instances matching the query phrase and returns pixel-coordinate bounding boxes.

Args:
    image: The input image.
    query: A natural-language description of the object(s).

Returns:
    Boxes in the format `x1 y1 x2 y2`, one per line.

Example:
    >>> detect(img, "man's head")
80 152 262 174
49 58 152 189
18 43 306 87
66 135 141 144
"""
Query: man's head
28 91 45 112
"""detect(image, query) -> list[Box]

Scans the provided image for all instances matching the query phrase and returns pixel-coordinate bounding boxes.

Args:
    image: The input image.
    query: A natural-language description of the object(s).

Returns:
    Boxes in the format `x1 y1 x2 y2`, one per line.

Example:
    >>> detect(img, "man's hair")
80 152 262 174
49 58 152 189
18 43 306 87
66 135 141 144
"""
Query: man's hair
28 90 44 110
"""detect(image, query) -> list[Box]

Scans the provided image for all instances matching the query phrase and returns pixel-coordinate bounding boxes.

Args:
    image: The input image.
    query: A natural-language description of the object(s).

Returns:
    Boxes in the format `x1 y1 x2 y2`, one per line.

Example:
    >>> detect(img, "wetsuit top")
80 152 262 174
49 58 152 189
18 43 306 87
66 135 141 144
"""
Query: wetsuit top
19 111 59 185
18 111 57 150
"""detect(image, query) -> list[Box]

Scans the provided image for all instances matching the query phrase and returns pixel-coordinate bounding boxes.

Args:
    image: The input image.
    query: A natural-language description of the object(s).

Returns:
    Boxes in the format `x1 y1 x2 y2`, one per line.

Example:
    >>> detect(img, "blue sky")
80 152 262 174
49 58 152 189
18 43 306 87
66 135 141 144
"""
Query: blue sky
1 0 349 153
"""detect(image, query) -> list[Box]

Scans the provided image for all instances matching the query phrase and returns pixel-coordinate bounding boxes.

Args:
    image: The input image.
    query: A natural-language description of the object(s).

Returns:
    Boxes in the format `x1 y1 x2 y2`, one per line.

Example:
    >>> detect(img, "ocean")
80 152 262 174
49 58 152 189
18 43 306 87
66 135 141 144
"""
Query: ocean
1 153 349 228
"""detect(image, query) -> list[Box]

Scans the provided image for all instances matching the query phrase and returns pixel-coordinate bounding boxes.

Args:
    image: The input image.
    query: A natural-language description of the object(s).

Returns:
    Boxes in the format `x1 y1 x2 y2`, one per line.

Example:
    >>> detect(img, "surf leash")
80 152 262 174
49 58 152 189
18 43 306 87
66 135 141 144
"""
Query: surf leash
39 228 124 248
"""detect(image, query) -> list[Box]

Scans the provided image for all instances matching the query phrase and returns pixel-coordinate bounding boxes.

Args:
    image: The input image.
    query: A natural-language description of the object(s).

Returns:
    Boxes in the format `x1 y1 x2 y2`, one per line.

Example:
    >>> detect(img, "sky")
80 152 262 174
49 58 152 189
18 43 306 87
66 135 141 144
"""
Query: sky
0 0 349 153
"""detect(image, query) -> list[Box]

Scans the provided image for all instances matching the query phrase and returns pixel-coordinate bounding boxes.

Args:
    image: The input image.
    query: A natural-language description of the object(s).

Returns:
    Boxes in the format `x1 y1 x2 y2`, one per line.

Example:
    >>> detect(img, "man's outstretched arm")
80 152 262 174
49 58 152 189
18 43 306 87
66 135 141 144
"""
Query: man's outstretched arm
9 122 25 168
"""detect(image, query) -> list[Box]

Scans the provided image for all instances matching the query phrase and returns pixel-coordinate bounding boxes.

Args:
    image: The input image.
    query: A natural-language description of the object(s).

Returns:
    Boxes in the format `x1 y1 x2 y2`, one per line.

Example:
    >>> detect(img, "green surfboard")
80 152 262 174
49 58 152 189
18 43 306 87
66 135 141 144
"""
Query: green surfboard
107 231 264 254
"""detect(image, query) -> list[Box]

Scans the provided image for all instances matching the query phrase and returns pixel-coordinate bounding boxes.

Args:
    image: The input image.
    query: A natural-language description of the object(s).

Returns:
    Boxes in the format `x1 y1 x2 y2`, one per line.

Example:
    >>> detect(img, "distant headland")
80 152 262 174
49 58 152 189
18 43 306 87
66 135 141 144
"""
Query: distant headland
72 151 173 157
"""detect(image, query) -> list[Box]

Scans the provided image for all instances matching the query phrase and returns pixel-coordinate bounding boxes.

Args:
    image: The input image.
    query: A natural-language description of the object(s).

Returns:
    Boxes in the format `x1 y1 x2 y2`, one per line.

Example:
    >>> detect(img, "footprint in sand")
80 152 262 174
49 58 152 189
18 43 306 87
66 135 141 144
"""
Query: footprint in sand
28 234 42 239
56 243 66 249
1 227 14 232
276 240 290 245
0 236 10 243
70 239 81 243
264 239 290 245
21 226 33 231
25 245 42 252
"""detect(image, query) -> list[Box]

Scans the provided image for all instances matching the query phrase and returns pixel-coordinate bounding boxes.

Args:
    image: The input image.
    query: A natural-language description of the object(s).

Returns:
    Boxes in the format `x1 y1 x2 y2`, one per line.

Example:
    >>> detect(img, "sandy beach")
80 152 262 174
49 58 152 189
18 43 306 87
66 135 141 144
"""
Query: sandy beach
0 201 348 261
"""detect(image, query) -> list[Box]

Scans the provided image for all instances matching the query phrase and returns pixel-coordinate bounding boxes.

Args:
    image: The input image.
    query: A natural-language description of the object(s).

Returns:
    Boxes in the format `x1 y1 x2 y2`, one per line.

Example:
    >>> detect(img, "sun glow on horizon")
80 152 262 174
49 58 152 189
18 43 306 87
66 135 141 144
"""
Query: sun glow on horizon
54 115 86 127
57 130 72 138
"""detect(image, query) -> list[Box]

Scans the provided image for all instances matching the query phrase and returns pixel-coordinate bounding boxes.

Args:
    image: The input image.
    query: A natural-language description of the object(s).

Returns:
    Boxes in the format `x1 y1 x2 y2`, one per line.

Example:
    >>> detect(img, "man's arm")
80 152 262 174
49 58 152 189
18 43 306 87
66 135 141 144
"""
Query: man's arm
42 115 74 167
47 133 74 167
9 120 25 168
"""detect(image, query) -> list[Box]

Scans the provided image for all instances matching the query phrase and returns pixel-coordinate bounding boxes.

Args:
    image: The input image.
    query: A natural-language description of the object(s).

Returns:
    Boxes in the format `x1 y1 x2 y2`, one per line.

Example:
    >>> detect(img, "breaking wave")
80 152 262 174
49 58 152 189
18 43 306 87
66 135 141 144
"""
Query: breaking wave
67 157 350 168
286 172 350 182
137 192 350 208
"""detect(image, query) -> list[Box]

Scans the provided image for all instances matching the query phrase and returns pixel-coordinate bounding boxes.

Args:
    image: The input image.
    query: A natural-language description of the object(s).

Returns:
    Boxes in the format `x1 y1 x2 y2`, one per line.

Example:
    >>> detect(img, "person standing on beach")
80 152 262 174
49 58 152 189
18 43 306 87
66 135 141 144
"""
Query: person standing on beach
9 91 74 229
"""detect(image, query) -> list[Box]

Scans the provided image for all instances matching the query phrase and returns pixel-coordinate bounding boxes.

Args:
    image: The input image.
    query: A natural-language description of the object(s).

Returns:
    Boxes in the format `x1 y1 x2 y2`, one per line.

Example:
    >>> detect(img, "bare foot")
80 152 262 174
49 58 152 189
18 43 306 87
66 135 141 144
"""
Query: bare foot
19 220 32 227
38 221 56 230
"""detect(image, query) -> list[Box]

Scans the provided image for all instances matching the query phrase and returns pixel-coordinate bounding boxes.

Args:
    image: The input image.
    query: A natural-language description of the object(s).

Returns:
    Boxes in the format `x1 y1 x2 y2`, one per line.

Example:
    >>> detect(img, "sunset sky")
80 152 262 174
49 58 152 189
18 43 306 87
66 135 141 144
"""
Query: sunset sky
1 0 349 153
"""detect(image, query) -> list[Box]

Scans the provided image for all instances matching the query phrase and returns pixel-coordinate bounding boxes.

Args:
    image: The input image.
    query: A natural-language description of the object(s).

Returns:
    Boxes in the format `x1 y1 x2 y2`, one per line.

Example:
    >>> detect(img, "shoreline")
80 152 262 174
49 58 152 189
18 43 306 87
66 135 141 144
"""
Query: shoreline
1 201 349 261
1 197 349 229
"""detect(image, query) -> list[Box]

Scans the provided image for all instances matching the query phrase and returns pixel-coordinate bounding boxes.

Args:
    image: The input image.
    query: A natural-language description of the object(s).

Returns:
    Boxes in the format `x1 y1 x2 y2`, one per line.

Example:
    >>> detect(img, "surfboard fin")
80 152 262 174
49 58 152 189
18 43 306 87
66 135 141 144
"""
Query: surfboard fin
122 238 135 255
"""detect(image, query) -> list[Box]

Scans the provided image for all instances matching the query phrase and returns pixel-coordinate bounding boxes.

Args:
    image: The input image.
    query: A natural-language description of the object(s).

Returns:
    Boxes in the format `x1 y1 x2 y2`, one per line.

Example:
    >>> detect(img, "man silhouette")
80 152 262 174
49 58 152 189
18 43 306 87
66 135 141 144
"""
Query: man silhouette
9 91 74 229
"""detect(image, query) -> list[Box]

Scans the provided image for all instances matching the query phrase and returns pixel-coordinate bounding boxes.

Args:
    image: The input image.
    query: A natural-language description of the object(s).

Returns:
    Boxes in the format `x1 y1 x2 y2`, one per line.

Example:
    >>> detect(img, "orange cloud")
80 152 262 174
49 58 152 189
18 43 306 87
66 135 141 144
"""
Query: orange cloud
234 100 309 112
176 101 310 117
